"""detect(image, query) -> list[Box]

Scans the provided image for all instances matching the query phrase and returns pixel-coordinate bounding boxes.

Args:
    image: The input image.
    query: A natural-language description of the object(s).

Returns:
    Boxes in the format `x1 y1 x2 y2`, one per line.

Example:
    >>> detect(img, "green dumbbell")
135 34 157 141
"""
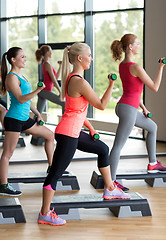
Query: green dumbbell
92 133 100 141
147 113 152 118
158 58 166 64
38 82 43 87
38 120 44 126
108 73 117 80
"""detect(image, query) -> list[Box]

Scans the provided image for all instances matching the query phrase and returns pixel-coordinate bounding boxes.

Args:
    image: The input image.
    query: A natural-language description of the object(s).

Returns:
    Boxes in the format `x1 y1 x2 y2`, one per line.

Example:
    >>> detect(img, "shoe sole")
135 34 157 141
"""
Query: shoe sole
38 220 66 226
103 196 130 200
148 170 166 173
0 192 22 197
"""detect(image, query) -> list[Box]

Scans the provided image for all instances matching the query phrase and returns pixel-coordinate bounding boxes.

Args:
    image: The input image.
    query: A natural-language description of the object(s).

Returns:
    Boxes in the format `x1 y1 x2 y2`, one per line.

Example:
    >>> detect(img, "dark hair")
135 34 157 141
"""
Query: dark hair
35 45 50 63
0 47 22 95
110 33 137 61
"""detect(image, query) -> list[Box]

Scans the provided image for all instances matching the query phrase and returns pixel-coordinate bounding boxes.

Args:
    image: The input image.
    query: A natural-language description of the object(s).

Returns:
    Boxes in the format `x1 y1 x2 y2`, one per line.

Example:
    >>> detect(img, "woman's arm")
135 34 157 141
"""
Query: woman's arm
30 102 43 122
139 101 150 117
130 59 165 92
44 62 61 93
5 74 45 104
83 118 98 137
69 76 115 110
56 61 62 81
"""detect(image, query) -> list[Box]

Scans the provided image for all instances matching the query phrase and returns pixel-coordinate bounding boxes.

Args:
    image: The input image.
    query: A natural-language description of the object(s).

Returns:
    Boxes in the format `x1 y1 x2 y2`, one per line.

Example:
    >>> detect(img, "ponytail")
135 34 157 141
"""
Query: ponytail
110 33 137 61
1 52 8 95
61 46 71 101
35 45 50 63
110 40 123 61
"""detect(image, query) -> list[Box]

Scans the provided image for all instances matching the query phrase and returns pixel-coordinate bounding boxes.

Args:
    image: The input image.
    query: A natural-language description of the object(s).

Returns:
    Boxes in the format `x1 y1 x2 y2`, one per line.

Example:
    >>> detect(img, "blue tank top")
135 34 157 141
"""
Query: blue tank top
5 72 32 121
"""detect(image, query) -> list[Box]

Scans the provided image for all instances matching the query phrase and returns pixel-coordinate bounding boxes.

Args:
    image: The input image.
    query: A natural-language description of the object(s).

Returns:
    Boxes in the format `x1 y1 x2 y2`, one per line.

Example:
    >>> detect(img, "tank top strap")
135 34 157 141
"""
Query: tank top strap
8 72 20 78
8 71 25 81
66 73 82 93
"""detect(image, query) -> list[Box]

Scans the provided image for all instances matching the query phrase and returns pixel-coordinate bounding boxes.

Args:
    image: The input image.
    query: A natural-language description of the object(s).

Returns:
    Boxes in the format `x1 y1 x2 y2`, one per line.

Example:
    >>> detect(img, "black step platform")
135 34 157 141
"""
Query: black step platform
90 170 166 189
0 198 26 224
51 192 151 219
0 137 25 147
8 172 80 190
30 136 45 146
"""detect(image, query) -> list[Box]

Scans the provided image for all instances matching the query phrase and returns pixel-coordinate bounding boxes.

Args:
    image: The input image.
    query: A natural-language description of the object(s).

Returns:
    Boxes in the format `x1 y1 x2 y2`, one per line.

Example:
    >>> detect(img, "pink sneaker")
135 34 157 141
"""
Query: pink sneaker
114 180 129 192
147 161 166 173
38 208 66 226
103 187 130 200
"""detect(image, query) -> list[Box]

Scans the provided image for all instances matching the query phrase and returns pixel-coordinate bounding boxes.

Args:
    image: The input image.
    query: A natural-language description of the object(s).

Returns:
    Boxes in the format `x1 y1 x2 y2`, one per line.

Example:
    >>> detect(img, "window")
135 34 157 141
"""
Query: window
47 15 84 43
6 0 38 17
8 17 38 89
45 0 84 14
93 0 144 11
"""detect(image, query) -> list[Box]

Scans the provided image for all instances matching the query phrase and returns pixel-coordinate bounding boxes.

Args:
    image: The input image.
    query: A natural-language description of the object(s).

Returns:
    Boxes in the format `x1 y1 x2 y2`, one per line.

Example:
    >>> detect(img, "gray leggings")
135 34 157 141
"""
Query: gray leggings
109 103 157 181
37 90 65 114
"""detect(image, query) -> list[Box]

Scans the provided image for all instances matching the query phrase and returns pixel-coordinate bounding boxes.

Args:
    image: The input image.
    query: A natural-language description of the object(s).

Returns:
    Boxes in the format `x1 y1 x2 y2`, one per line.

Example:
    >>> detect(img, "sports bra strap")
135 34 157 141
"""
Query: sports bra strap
66 73 82 93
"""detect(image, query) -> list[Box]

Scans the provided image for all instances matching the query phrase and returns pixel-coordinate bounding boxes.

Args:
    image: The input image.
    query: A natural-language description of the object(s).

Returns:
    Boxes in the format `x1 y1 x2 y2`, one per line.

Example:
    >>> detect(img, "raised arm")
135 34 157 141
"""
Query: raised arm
56 61 62 81
79 77 115 110
130 59 165 92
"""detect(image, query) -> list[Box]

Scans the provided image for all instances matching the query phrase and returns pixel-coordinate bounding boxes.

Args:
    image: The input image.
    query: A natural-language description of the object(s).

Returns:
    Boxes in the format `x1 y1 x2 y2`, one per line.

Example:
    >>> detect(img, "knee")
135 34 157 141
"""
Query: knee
1 150 14 161
149 122 157 134
45 130 54 142
99 143 109 157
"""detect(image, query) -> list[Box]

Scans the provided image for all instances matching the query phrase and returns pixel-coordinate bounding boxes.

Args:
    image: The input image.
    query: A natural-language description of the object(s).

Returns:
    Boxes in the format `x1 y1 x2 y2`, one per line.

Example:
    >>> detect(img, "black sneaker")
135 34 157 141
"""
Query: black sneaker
0 183 22 196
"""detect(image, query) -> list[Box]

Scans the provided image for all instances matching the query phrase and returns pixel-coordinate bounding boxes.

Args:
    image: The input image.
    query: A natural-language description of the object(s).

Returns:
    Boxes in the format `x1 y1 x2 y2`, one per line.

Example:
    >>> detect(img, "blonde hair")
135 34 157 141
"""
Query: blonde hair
35 45 50 63
61 42 90 100
110 33 137 61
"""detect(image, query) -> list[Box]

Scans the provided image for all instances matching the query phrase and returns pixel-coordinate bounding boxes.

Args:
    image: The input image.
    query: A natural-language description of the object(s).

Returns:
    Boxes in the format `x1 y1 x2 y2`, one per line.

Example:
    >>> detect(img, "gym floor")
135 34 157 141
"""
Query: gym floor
0 127 166 240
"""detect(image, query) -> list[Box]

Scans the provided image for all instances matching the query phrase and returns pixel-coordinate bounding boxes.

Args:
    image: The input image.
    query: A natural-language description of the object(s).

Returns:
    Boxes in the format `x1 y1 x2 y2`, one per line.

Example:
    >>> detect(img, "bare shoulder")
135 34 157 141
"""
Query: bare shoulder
6 73 20 91
6 73 18 83
130 63 144 76
72 76 90 88
44 62 51 70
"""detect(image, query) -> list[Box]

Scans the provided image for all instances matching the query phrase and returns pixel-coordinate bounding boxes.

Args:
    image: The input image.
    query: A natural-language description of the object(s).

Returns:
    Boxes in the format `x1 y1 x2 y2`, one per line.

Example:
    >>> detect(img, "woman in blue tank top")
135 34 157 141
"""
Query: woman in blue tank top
0 47 55 196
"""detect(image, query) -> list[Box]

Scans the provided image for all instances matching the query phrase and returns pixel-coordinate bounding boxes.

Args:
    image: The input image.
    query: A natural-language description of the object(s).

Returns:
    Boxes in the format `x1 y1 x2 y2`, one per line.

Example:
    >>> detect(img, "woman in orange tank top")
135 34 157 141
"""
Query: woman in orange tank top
38 42 130 226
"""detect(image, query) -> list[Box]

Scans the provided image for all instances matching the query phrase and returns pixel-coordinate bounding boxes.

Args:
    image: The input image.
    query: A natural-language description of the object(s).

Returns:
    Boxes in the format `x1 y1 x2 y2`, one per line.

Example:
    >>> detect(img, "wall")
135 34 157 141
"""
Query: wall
145 0 166 141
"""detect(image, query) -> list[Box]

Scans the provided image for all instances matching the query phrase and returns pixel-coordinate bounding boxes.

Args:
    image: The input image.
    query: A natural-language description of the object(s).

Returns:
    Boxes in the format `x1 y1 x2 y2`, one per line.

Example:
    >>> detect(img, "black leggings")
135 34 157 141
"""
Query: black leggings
44 131 109 190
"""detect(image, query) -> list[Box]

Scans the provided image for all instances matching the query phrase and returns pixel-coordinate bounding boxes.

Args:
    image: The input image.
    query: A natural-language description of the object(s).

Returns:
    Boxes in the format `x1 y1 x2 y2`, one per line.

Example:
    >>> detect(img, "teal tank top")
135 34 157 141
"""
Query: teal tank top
5 72 32 121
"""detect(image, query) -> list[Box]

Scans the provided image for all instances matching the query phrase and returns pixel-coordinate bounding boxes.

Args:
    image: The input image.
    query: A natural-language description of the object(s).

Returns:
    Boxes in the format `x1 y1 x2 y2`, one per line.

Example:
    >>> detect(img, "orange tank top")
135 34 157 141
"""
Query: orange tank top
55 73 89 138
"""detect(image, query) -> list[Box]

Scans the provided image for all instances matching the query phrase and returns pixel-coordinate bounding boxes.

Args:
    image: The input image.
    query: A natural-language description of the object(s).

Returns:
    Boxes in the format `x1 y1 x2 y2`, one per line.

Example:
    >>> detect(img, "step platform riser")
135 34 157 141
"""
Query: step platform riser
8 172 80 191
90 171 166 189
51 192 152 219
0 184 26 225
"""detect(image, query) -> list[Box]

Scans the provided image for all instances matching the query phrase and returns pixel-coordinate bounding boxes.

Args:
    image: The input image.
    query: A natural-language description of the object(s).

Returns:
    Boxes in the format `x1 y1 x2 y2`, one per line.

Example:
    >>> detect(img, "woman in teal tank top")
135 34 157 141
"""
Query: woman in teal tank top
0 47 55 197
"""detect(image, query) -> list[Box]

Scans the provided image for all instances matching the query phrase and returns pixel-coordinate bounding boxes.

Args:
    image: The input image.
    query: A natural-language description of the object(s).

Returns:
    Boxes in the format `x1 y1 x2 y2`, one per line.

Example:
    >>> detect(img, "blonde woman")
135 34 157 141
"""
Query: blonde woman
38 42 130 226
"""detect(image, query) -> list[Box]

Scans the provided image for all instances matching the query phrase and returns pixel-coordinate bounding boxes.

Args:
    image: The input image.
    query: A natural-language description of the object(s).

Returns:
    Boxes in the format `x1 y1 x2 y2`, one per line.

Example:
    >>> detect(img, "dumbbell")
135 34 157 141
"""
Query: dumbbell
158 58 166 64
38 120 44 126
147 112 152 118
38 82 44 87
108 73 117 80
35 117 44 126
92 133 100 141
